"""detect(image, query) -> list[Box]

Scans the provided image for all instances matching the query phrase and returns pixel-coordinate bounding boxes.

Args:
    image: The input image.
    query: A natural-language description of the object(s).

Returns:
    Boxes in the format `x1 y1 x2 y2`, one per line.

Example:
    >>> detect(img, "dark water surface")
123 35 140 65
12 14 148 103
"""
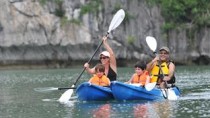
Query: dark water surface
0 66 210 118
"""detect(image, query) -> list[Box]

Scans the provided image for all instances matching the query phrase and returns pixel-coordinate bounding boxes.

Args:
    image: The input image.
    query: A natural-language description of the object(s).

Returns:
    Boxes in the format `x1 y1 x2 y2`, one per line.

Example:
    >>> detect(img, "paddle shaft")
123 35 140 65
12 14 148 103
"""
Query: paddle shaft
157 58 169 99
58 87 76 90
152 52 168 99
158 59 179 100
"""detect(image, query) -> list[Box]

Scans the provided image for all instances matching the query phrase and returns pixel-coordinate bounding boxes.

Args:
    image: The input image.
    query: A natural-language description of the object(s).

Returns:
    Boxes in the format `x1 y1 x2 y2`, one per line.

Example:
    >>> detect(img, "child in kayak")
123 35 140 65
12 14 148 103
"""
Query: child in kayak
88 64 111 86
126 62 151 86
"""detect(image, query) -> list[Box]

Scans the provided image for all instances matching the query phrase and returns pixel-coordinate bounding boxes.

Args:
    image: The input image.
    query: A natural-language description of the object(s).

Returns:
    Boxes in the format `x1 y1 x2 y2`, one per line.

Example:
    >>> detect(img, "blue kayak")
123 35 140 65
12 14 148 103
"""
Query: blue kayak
76 82 114 101
111 81 180 101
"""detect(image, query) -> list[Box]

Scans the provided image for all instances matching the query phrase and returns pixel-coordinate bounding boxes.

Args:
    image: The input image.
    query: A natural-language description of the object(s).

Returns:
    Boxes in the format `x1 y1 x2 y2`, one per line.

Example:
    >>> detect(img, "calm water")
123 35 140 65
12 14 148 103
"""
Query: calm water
0 66 210 118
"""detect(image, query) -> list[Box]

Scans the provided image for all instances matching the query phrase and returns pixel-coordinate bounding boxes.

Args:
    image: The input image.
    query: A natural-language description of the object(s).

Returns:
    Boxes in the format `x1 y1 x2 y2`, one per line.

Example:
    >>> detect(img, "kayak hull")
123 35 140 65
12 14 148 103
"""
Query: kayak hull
76 82 114 101
111 81 180 101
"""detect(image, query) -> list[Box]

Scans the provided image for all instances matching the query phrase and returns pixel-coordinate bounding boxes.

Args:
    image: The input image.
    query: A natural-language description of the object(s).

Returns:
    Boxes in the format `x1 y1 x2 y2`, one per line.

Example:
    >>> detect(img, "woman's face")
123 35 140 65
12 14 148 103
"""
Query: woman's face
100 55 109 64
159 50 169 61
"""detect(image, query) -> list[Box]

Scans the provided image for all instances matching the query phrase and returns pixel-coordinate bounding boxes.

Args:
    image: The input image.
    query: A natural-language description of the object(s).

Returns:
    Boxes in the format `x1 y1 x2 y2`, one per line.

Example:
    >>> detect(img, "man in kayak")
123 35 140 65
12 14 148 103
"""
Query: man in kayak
84 36 117 81
88 64 110 86
126 62 150 86
146 46 176 88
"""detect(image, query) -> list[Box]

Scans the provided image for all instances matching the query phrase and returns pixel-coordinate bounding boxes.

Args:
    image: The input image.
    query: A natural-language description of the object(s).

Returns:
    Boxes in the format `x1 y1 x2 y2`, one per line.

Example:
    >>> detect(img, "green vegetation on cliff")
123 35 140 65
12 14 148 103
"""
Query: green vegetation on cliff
148 0 210 31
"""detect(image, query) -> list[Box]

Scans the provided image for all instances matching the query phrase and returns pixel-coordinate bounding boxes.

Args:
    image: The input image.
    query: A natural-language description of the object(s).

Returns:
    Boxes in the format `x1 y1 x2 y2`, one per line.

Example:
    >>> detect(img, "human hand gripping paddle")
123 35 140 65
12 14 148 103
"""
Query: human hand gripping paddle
145 36 178 100
58 9 125 103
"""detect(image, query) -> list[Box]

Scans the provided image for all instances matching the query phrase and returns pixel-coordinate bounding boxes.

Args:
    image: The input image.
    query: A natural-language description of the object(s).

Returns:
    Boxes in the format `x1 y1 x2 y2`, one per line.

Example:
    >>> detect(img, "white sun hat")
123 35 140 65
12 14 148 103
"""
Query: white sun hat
99 51 110 57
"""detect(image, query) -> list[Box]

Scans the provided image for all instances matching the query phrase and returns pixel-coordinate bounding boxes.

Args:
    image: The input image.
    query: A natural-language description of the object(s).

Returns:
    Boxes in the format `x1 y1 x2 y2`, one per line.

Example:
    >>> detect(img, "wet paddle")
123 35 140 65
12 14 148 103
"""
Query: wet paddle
145 36 157 91
145 82 157 91
58 9 125 103
145 36 178 100
34 87 76 93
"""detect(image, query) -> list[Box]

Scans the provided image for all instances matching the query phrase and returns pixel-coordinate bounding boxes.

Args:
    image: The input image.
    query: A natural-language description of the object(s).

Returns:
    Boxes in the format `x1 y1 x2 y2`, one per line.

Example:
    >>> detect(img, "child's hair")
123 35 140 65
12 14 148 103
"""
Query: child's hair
134 62 146 70
95 64 105 72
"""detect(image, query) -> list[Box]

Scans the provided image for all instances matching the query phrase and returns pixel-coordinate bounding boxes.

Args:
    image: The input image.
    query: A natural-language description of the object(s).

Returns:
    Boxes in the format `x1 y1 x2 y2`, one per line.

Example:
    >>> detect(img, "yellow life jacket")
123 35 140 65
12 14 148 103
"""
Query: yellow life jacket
150 61 169 83
89 75 110 86
131 71 149 85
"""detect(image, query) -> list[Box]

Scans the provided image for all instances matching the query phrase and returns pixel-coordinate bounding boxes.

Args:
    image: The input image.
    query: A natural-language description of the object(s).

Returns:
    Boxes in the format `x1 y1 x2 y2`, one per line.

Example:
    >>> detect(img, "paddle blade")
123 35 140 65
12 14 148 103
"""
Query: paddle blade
58 85 75 103
107 9 125 33
161 88 178 100
167 88 178 100
34 87 59 93
146 36 157 52
130 83 141 87
145 82 156 91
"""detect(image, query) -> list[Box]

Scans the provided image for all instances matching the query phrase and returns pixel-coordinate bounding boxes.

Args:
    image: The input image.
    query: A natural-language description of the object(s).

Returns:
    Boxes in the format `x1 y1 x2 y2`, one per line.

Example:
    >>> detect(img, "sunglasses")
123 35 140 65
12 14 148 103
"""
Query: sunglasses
100 56 109 59
159 52 168 55
159 51 169 55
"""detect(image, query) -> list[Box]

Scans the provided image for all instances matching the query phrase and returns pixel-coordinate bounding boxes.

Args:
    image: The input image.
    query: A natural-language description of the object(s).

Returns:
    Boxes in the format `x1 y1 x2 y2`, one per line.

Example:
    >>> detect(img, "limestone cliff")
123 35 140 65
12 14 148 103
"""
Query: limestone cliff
0 0 209 68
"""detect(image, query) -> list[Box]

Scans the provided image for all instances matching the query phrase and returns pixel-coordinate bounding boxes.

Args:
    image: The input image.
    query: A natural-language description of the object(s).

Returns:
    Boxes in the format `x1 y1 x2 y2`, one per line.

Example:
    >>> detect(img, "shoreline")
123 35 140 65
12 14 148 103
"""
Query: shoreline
0 60 137 70
0 59 194 70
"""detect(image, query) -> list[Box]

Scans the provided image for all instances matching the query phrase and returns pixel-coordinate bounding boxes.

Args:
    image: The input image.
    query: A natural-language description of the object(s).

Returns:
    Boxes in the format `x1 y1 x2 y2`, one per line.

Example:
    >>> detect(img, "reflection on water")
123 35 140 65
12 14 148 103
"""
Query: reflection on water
65 100 178 118
72 102 111 118
0 66 210 118
92 104 111 118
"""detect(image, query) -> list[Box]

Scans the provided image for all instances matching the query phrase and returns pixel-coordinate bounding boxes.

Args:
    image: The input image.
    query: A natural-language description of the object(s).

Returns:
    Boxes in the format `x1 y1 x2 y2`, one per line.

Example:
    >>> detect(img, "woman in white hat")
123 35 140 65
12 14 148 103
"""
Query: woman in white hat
84 36 117 81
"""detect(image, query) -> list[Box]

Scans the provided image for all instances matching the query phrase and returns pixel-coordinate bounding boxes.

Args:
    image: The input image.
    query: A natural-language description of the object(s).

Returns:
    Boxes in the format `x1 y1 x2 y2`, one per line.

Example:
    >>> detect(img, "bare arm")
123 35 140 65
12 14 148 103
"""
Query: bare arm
84 63 95 74
145 75 150 85
107 78 111 86
88 77 93 83
102 36 117 73
126 74 135 83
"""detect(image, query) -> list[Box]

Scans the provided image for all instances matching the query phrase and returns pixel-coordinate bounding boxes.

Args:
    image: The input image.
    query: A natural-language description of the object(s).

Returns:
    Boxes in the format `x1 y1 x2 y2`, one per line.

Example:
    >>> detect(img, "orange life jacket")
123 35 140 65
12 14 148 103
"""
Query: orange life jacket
131 71 149 85
89 75 110 86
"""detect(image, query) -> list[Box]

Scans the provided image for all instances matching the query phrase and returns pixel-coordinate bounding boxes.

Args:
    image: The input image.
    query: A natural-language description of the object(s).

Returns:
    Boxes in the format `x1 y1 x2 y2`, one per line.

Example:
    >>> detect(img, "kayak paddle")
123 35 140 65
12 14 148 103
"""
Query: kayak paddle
58 9 125 103
146 36 157 53
145 36 158 91
145 82 157 91
34 87 76 93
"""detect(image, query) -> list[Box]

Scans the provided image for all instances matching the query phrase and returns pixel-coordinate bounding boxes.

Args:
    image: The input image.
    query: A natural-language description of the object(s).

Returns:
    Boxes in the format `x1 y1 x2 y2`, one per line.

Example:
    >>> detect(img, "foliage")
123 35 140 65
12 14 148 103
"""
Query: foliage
113 4 134 23
80 0 103 16
127 35 135 44
161 22 176 32
54 0 65 17
39 0 81 26
55 8 65 18
39 0 65 17
60 17 81 27
147 0 210 30
39 0 47 5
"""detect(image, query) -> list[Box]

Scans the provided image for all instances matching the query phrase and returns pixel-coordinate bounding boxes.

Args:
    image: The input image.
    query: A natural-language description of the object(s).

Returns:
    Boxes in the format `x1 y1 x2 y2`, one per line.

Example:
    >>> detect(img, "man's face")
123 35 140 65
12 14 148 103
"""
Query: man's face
159 50 169 61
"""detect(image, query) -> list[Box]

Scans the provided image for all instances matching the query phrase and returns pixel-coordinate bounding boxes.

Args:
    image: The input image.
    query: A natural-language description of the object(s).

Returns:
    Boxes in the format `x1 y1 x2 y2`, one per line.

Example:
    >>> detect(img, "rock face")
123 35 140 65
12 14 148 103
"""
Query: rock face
0 0 209 68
